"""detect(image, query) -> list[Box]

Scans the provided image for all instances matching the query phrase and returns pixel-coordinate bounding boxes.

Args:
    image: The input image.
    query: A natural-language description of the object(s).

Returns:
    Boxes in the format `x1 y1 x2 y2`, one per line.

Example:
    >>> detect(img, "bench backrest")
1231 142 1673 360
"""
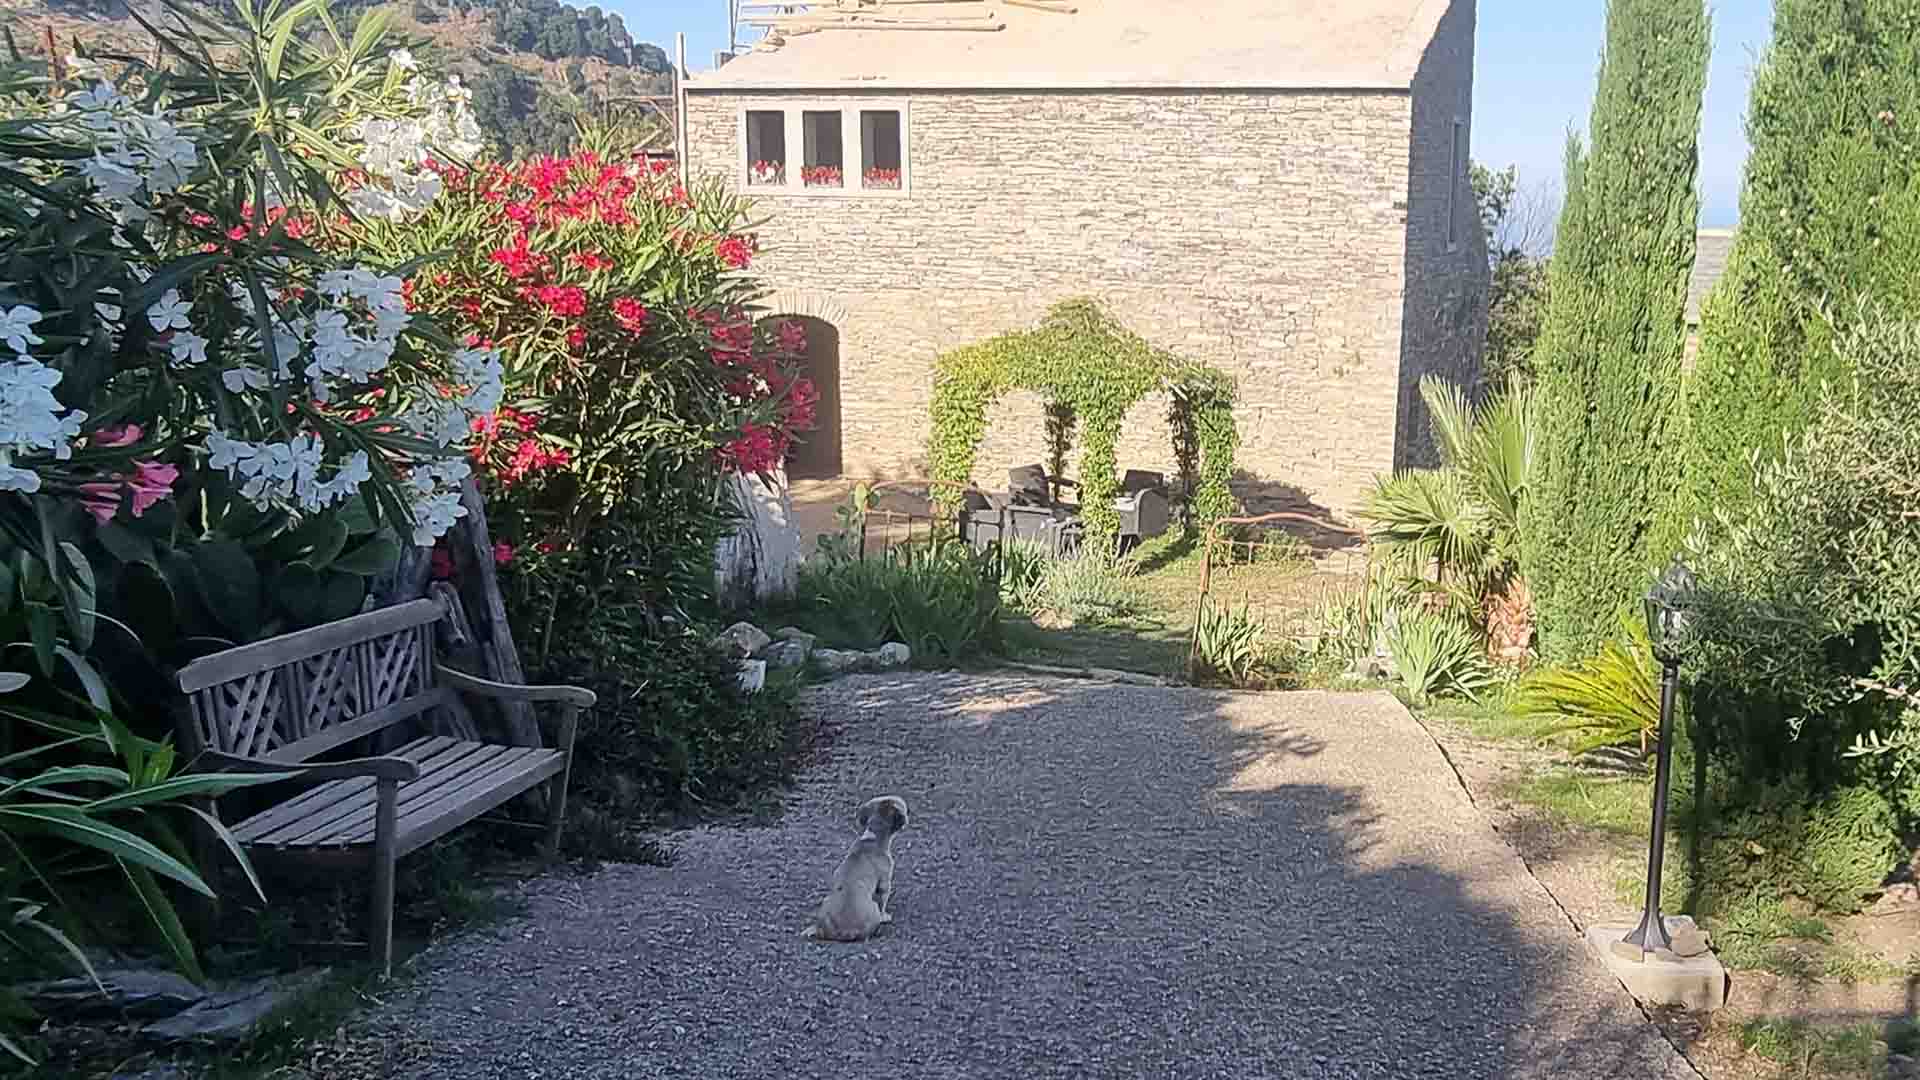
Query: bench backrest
174 598 447 763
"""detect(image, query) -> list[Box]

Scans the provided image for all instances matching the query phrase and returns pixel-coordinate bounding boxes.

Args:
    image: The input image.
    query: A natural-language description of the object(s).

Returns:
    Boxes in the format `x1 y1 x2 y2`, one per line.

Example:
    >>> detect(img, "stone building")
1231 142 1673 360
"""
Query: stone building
681 0 1488 517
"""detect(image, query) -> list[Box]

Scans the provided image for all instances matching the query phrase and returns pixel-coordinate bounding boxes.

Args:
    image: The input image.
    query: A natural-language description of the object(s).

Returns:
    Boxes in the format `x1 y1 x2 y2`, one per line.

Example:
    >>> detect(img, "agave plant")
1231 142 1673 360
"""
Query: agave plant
1512 606 1662 754
1381 608 1494 705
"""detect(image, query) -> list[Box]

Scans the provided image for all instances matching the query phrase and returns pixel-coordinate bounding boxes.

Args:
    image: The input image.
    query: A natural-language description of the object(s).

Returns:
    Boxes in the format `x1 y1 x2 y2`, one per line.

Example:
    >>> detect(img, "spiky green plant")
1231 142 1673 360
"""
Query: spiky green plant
1194 599 1265 685
1382 608 1494 706
1513 606 1661 754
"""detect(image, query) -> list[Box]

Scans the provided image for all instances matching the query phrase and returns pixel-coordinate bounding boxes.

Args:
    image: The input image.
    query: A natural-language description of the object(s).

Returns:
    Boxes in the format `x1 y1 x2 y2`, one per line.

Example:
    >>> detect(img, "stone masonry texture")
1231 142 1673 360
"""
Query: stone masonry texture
684 2 1486 517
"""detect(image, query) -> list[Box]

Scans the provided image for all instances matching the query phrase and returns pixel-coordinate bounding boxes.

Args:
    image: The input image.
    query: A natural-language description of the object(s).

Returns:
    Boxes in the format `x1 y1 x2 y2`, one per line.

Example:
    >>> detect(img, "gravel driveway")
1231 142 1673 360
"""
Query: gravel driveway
364 674 1702 1080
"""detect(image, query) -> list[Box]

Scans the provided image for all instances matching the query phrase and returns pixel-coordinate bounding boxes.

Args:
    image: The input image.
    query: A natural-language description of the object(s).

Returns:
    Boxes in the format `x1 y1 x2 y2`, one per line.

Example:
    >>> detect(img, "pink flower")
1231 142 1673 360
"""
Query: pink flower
493 542 515 566
78 481 122 524
127 461 178 517
93 424 143 447
430 547 454 580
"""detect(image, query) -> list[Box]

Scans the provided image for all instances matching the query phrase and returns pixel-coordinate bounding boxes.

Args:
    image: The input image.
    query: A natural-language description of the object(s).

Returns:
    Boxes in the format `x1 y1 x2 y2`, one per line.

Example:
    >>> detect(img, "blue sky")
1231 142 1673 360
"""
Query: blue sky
609 0 1775 227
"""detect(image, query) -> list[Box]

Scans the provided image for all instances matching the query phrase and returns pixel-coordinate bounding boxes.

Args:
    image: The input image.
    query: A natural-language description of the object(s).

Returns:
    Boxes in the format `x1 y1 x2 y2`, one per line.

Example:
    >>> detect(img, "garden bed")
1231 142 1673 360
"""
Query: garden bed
1419 698 1920 1080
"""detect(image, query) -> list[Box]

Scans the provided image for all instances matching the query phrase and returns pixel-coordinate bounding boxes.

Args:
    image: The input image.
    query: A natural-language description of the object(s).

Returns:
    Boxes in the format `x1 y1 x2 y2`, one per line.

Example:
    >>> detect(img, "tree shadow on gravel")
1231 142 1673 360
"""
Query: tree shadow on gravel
352 675 1694 1080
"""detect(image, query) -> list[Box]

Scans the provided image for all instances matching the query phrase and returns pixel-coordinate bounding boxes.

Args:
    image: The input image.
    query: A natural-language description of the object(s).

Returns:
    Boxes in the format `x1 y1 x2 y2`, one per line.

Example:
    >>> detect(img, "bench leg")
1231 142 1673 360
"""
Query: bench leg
544 707 578 860
370 777 399 977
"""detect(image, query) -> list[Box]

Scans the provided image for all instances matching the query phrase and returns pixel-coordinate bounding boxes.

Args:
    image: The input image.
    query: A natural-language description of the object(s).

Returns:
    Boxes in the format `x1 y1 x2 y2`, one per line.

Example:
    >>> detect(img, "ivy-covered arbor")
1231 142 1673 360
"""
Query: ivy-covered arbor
928 299 1239 550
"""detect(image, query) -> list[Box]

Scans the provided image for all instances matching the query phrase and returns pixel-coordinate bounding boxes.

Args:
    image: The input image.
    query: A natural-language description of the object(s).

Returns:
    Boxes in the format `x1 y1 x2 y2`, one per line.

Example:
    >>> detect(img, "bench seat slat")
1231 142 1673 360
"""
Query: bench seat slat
234 737 472 846
284 743 519 848
227 736 448 841
386 749 564 857
238 738 479 846
231 740 561 853
250 741 505 848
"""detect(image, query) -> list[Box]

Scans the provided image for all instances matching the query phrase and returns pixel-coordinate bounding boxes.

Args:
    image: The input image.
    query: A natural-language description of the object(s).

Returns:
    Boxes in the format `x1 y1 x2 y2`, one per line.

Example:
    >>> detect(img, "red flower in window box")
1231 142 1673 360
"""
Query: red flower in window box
801 165 843 188
749 160 784 185
863 167 902 190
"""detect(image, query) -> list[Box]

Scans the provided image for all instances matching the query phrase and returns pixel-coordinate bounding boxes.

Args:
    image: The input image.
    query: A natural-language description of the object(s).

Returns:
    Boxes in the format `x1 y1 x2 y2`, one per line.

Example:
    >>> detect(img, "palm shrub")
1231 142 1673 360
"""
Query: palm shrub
1519 0 1709 663
1680 0 1920 527
1359 374 1535 656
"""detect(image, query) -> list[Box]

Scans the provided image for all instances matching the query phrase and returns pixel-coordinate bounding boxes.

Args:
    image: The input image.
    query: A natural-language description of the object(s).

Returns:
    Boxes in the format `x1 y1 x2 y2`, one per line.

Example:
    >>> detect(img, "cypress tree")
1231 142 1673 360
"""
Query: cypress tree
1679 0 1920 524
1519 0 1710 664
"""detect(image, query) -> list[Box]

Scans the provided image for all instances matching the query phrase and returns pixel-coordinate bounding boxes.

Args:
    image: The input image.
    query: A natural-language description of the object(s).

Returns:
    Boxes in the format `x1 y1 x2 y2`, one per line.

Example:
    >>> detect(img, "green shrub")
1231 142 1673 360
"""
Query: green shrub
1683 307 1920 814
1519 0 1708 662
997 538 1053 613
1694 781 1904 915
1193 599 1265 686
790 539 1003 665
1382 608 1493 706
541 620 804 823
1034 553 1147 625
1514 607 1661 754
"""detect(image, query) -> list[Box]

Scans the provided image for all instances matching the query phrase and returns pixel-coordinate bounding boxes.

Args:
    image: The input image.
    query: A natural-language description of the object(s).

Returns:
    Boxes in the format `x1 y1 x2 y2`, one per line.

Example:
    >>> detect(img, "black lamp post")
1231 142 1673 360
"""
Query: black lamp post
1623 559 1696 955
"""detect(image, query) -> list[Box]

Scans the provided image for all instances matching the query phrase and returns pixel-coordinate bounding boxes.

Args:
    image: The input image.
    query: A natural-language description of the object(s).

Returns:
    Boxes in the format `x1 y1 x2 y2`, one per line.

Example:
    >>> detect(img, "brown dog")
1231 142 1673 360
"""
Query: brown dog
802 795 909 942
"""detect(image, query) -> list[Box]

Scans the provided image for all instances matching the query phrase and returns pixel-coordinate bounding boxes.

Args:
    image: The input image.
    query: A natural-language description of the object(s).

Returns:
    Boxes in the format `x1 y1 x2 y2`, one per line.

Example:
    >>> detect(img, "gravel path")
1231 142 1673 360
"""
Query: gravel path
364 674 1703 1080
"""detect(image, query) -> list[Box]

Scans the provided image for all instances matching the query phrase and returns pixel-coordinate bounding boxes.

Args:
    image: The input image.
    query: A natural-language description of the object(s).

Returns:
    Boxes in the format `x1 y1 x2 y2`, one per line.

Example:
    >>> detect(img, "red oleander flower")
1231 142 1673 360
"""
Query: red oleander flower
612 297 650 332
715 235 753 269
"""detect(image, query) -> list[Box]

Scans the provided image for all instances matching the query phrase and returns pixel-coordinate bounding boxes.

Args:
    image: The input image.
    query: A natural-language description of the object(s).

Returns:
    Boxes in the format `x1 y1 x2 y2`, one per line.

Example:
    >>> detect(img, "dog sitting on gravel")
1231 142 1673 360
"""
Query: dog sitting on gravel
802 795 909 942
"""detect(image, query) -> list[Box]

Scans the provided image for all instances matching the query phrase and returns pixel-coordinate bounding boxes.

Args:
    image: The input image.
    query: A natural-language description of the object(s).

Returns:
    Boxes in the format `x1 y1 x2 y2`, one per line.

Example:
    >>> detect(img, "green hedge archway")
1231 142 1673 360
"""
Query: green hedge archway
928 299 1239 552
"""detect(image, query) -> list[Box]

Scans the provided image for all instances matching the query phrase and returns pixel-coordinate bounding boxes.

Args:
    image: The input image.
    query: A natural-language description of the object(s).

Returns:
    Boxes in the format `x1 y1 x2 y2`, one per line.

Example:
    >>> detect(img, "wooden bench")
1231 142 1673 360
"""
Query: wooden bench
173 598 596 974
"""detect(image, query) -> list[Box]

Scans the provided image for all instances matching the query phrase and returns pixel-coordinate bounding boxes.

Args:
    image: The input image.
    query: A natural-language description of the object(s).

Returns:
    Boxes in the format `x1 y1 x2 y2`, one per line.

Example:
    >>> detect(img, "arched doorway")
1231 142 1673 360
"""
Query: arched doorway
782 315 842 479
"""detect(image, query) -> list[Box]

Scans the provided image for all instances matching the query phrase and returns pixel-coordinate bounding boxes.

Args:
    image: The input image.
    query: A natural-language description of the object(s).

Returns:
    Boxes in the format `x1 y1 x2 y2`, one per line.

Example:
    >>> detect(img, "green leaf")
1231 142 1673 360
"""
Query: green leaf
190 540 262 641
86 770 287 813
182 804 269 904
330 532 400 576
56 542 96 652
0 805 213 897
51 646 109 712
0 764 129 799
121 862 204 985
96 522 158 568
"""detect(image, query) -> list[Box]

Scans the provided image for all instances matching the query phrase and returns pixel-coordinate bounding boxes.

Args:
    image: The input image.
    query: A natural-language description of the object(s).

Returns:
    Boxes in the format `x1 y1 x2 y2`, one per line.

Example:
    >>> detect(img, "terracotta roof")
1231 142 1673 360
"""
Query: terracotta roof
1688 228 1735 325
691 0 1456 91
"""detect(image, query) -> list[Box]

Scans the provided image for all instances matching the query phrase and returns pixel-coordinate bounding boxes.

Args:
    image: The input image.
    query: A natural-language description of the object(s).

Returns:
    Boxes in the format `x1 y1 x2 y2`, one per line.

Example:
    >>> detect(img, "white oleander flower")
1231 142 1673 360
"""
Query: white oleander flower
147 289 191 331
0 305 44 355
169 330 209 367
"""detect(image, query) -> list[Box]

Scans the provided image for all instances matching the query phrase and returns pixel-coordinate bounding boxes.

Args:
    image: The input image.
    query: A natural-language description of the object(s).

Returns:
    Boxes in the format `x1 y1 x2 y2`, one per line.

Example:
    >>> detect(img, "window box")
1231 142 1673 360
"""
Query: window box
736 101 909 197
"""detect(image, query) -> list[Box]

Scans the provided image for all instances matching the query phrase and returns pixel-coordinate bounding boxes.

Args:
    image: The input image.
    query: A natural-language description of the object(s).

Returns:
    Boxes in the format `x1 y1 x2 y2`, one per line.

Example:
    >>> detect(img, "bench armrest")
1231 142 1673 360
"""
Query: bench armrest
194 749 422 783
436 665 597 709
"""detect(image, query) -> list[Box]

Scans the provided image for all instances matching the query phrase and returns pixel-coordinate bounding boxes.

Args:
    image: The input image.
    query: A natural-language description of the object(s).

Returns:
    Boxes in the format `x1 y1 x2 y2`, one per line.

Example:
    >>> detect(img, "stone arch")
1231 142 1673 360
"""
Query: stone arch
758 295 848 480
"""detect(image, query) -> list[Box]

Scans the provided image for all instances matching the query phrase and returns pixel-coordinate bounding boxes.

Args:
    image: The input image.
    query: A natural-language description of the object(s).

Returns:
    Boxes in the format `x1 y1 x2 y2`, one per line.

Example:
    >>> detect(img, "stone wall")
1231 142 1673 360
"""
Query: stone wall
1395 0 1490 469
686 66 1480 516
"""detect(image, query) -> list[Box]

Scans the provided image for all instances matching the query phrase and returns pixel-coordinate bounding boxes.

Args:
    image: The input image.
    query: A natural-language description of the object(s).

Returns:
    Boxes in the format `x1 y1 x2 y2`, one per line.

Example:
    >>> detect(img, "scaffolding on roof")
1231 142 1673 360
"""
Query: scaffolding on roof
728 0 1078 54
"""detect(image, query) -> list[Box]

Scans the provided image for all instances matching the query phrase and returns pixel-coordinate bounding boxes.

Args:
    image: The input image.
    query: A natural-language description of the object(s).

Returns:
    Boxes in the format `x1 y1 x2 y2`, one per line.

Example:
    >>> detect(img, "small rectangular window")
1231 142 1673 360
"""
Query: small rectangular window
861 110 903 190
801 110 844 188
1447 119 1466 249
746 110 786 187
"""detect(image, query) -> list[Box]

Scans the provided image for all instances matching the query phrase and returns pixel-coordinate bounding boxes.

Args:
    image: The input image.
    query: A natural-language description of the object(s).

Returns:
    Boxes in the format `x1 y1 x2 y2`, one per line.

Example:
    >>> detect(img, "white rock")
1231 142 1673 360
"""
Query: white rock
765 639 812 669
815 648 864 673
874 642 911 668
713 621 771 659
736 659 767 693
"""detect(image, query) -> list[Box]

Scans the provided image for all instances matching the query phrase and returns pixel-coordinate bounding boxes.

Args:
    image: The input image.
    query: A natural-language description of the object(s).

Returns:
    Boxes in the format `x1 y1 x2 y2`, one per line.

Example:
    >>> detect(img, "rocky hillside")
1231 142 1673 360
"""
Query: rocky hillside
3 0 676 156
